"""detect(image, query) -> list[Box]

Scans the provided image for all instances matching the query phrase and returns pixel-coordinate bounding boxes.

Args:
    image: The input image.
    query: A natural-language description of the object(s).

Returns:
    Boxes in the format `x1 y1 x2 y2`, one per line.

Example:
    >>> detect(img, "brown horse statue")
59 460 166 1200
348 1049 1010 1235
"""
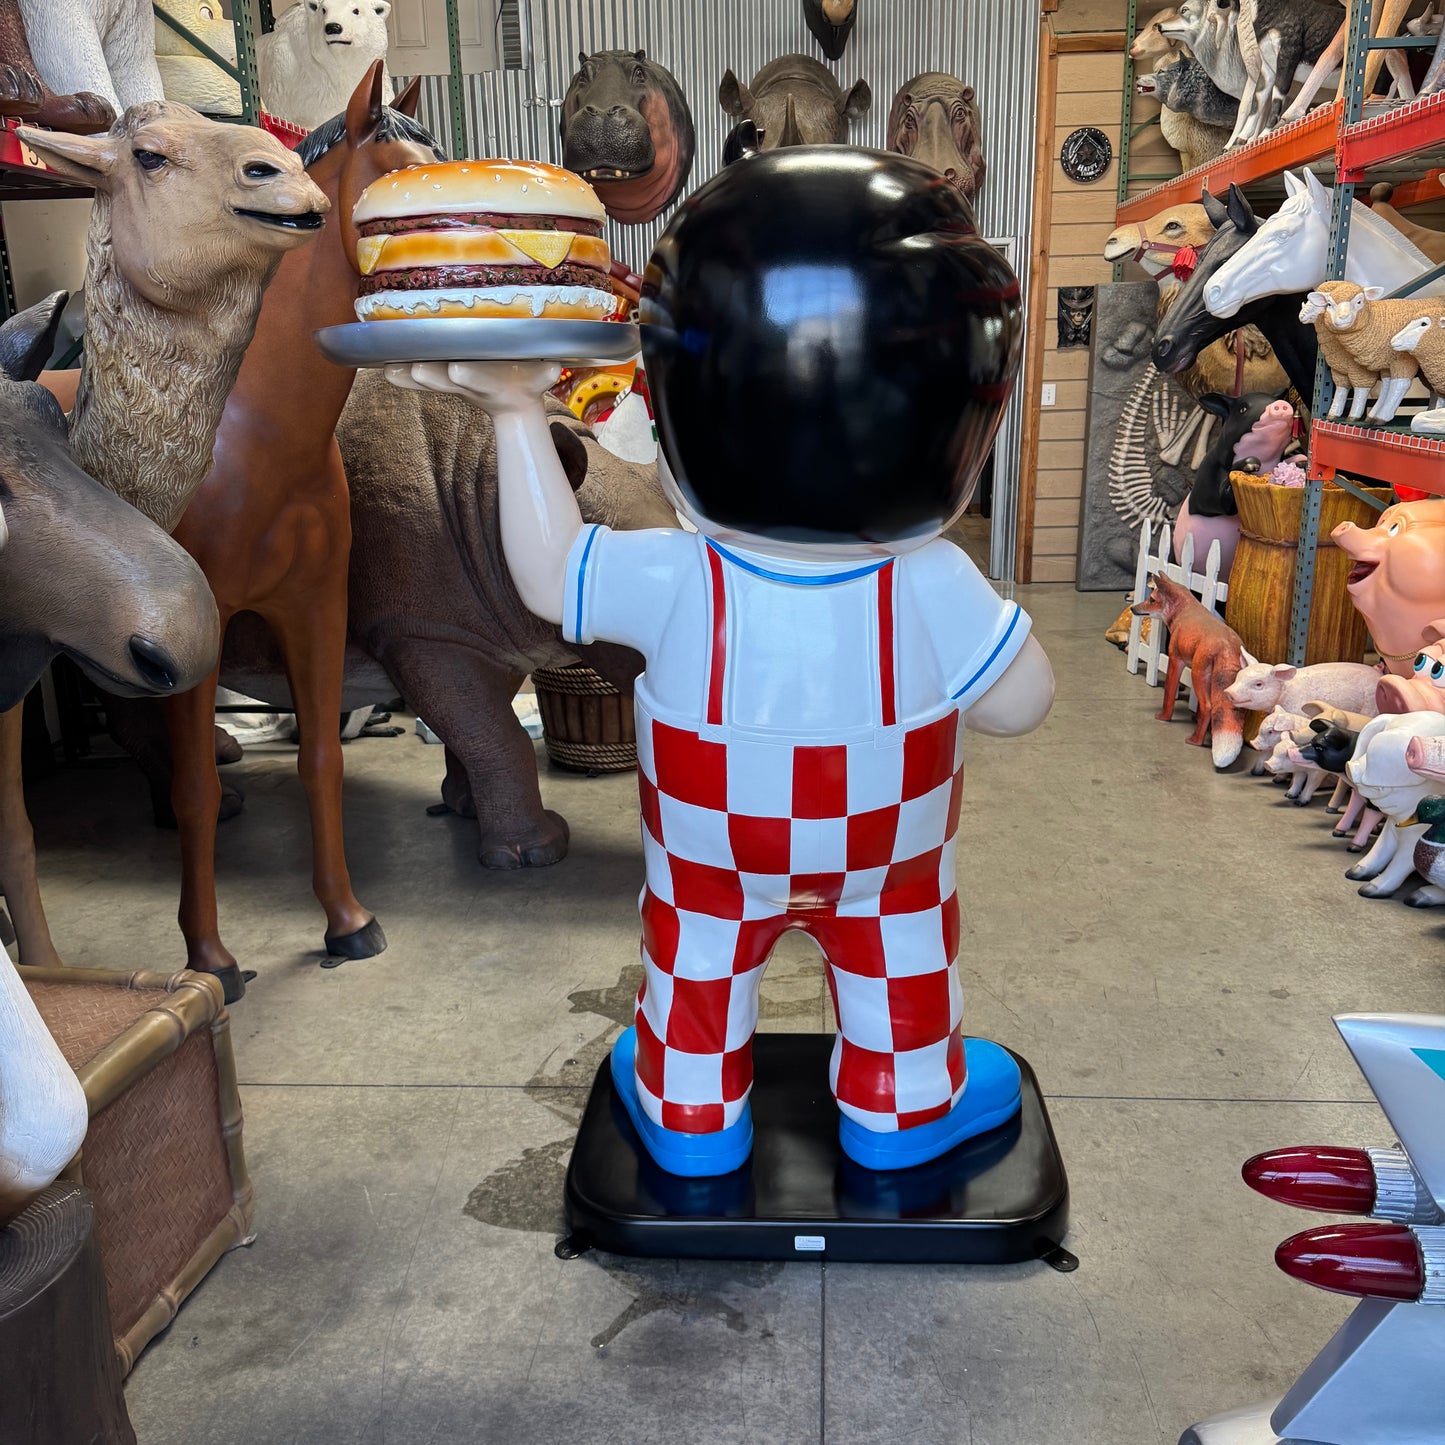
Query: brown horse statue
163 63 439 1002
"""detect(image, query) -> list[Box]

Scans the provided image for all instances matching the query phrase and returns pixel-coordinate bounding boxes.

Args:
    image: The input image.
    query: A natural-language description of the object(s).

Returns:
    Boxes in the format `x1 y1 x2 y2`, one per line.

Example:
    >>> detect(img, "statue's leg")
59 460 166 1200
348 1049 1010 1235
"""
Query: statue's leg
0 702 63 969
266 595 382 959
632 888 777 1133
102 0 165 110
382 638 568 869
164 660 246 999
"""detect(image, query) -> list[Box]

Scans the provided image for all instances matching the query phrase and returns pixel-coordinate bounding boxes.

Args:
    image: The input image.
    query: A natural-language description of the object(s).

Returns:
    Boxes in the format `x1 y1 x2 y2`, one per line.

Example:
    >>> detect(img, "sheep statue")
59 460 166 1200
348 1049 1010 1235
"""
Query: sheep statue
258 0 393 131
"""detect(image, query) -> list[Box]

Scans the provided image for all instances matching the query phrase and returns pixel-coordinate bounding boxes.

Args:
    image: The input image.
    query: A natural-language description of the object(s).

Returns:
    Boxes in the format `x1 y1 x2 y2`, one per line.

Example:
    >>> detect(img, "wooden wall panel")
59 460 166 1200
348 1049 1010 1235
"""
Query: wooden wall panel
1018 0 1195 583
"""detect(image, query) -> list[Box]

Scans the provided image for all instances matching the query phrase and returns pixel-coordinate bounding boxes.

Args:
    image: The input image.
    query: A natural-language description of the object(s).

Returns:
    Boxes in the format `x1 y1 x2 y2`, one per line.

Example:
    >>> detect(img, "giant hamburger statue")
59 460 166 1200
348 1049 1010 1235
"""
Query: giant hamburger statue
369 146 1056 1180
352 159 618 321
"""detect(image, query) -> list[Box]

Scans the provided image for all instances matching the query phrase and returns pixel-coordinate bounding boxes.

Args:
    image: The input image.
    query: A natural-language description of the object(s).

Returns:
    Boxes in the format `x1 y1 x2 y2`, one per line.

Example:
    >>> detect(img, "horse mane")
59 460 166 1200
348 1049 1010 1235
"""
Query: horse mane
297 105 446 167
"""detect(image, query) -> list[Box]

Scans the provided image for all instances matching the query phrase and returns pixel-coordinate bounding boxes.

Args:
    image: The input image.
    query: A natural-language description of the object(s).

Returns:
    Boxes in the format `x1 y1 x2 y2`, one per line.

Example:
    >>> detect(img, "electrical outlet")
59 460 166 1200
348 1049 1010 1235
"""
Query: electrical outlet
1041 383 1056 407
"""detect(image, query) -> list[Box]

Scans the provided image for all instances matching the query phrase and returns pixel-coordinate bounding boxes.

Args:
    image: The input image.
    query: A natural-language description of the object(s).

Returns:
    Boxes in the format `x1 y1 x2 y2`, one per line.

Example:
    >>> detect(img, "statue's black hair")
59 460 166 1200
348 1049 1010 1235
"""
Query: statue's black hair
296 105 446 168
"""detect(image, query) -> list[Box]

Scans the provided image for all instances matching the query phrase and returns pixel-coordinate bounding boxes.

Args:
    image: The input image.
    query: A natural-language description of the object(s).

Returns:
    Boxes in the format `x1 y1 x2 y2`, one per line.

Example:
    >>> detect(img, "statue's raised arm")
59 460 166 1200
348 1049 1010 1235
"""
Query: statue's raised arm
386 359 582 625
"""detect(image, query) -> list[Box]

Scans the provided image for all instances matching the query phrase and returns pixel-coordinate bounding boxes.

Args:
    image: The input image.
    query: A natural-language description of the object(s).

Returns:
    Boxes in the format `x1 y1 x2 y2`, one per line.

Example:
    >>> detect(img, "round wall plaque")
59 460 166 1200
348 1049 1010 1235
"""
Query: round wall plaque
1060 126 1112 184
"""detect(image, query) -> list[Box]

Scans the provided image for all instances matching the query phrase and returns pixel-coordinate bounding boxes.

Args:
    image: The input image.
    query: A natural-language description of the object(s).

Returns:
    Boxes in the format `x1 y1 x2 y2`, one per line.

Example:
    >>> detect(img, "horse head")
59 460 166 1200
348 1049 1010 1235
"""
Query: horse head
1203 171 1326 320
294 63 444 283
1152 184 1261 374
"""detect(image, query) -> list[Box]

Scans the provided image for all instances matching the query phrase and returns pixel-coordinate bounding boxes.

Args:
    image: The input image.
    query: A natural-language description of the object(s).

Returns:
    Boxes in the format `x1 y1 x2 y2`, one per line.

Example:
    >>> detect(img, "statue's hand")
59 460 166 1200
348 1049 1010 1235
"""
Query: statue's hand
383 359 563 414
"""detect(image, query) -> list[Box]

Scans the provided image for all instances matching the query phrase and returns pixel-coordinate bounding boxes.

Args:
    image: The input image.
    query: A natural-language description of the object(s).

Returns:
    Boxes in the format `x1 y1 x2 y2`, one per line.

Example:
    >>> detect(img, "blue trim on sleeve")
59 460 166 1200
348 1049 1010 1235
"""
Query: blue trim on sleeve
707 538 889 586
573 525 602 642
952 604 1023 702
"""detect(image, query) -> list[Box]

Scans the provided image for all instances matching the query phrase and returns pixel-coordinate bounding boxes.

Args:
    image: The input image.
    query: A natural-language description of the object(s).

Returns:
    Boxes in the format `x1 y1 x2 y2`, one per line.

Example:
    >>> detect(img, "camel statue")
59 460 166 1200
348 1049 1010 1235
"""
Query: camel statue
1 293 218 974
156 66 433 1002
19 102 329 530
8 104 325 998
0 291 221 1222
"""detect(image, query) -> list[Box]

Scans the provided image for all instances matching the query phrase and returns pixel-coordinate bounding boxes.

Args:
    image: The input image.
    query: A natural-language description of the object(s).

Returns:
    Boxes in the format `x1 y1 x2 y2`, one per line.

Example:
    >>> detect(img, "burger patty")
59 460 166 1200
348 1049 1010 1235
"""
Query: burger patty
358 262 612 295
358 212 604 238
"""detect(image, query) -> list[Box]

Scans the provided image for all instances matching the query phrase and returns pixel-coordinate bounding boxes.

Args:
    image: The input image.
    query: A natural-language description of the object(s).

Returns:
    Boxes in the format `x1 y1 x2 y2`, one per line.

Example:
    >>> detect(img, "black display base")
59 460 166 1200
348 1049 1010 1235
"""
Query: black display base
563 1033 1069 1264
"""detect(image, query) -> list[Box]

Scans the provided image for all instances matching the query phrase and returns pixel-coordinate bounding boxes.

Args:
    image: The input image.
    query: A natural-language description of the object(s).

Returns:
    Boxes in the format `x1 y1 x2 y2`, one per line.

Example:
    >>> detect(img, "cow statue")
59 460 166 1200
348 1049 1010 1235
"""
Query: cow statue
887 71 985 203
802 0 856 60
719 54 870 148
561 49 695 226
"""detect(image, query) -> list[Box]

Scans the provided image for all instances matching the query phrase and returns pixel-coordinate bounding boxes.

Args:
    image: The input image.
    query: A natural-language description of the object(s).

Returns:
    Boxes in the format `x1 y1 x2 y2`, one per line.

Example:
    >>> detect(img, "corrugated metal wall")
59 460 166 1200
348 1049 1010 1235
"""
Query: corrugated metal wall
404 1 1039 580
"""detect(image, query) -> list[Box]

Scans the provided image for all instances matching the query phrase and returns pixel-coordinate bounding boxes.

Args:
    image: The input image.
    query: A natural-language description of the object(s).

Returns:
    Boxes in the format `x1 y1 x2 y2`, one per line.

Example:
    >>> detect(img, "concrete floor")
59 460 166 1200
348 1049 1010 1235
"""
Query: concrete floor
20 582 1445 1445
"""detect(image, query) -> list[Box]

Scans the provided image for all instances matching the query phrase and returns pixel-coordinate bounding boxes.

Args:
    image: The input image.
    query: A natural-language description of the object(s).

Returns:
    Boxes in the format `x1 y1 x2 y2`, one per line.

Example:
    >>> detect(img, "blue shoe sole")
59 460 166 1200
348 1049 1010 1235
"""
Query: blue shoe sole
838 1038 1023 1171
609 1027 754 1177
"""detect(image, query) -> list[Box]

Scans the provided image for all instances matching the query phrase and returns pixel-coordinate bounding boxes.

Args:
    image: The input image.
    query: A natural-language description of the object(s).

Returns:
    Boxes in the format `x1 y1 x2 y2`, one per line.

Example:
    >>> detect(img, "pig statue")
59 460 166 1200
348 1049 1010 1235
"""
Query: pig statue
1333 500 1445 677
1296 704 1382 849
1377 621 1445 713
1266 726 1330 805
1249 703 1309 778
1343 711 1445 897
1173 393 1292 580
1225 657 1382 719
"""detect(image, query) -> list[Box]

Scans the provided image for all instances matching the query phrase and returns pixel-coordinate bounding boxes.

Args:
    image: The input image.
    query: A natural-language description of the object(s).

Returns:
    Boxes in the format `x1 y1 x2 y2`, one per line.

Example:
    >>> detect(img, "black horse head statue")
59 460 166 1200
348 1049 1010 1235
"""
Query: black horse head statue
1151 183 1318 398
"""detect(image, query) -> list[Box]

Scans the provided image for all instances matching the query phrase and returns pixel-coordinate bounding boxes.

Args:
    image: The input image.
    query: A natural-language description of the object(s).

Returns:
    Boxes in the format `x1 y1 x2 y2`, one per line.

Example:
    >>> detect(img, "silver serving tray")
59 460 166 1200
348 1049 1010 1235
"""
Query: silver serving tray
315 318 641 369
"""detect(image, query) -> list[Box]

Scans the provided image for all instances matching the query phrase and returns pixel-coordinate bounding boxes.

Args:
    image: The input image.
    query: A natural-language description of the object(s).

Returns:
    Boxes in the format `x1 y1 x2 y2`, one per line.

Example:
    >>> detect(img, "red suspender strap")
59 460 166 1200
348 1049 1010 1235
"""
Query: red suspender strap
877 560 897 728
706 543 727 726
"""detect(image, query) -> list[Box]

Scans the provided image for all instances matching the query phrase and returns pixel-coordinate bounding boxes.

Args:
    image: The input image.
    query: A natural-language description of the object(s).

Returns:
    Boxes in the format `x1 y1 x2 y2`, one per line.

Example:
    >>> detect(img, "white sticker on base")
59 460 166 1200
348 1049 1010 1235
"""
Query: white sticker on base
793 1235 826 1252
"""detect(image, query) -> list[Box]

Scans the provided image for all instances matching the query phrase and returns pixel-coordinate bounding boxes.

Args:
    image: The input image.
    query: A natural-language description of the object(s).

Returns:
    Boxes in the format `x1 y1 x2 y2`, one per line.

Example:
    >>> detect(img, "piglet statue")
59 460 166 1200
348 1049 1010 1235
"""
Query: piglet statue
1225 657 1381 722
1131 571 1248 767
1343 711 1445 898
1334 500 1445 677
1377 621 1445 714
1248 703 1307 779
1251 707 1327 802
1295 705 1381 849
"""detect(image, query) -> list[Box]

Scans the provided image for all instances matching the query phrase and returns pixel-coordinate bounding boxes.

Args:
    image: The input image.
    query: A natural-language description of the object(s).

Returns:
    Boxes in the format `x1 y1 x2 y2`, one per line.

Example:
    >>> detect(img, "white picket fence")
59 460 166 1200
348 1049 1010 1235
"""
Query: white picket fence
1125 520 1229 697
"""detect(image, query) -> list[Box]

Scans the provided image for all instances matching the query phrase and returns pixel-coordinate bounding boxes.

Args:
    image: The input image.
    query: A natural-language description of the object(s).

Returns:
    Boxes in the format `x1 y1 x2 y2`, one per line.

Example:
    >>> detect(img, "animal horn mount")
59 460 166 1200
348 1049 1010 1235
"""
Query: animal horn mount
779 93 804 147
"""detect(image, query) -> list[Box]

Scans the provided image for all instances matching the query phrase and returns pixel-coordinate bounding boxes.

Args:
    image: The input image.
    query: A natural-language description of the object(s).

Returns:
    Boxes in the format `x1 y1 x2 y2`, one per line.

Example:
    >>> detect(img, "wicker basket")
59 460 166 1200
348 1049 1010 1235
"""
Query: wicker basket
531 665 637 773
23 967 252 1375
1225 471 1392 665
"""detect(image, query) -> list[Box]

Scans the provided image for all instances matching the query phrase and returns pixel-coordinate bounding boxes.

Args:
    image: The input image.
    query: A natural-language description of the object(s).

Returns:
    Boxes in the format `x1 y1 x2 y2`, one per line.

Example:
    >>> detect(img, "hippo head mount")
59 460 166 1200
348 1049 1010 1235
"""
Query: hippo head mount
803 0 857 60
560 49 696 226
719 55 872 150
887 72 986 203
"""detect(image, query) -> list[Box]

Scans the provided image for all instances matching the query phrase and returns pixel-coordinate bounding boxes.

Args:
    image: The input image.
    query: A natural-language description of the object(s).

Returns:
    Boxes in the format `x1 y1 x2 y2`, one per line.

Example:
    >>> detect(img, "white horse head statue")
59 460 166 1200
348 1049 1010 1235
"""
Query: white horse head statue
1205 169 1440 320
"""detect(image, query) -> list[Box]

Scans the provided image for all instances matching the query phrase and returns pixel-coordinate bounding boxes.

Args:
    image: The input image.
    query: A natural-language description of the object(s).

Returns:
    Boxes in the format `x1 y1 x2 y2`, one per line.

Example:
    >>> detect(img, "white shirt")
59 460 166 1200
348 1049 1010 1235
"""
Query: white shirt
562 526 1029 742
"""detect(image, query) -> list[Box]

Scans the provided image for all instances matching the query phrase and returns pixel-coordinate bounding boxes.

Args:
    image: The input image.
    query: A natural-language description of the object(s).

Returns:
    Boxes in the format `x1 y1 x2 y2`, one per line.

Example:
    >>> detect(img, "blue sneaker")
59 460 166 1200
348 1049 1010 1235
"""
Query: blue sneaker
838 1038 1022 1171
609 1027 754 1177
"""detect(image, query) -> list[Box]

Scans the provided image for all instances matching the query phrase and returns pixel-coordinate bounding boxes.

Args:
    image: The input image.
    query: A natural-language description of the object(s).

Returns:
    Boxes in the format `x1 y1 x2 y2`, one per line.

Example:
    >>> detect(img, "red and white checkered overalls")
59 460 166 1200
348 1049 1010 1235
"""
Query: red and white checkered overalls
631 544 967 1136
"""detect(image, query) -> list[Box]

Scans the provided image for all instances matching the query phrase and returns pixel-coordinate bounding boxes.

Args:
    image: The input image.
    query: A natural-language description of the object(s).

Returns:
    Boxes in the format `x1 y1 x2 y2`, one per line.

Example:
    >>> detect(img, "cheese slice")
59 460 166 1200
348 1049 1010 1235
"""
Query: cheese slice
356 234 387 276
506 230 576 268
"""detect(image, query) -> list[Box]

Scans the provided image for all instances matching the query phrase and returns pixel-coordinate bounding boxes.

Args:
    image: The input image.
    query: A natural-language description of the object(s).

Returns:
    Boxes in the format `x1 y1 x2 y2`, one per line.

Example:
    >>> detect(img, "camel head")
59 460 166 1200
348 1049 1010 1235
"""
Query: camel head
18 103 329 310
1104 201 1215 275
294 64 442 274
0 294 218 712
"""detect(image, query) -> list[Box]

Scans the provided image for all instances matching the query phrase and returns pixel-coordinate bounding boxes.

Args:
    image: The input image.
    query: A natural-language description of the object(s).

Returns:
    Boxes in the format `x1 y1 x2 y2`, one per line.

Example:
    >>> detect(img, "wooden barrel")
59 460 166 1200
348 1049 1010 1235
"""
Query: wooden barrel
1225 472 1392 665
531 665 637 774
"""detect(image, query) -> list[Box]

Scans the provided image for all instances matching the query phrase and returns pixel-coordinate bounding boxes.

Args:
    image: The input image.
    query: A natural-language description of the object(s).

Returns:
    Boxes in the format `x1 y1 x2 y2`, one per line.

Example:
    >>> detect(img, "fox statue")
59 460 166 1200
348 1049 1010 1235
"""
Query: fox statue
1131 571 1248 767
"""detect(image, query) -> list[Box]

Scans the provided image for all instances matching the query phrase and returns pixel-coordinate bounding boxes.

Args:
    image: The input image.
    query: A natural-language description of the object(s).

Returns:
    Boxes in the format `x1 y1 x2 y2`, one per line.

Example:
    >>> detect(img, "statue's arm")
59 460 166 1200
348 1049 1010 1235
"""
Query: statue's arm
387 360 581 625
964 636 1055 737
